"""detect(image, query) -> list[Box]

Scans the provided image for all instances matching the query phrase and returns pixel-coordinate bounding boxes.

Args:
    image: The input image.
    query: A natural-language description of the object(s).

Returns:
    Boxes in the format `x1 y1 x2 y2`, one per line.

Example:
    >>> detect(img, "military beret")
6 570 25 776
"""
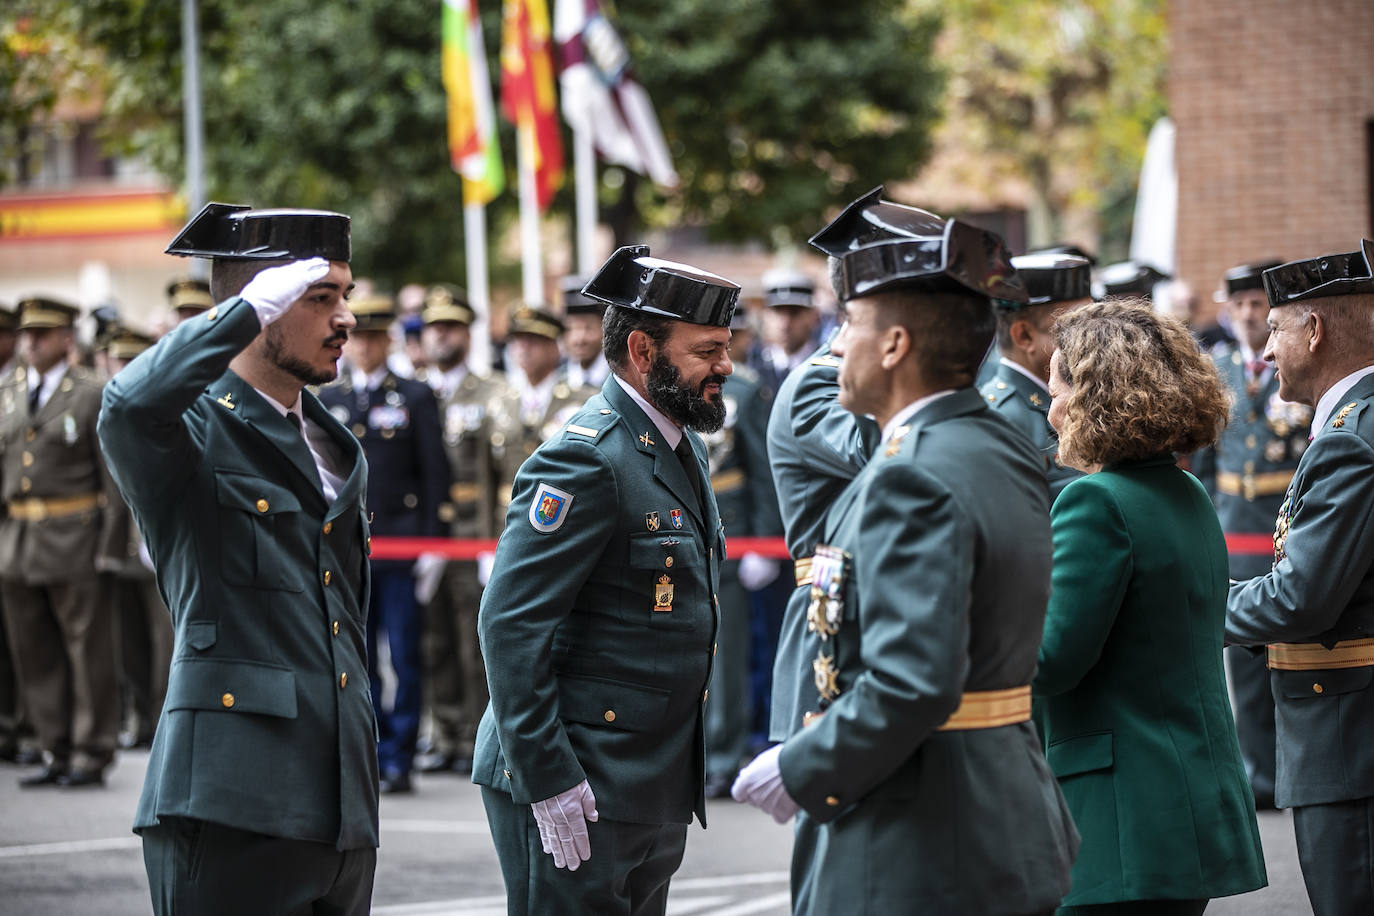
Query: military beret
167 277 213 312
808 186 1027 304
1097 260 1171 299
582 245 739 328
1262 241 1374 306
350 294 396 332
996 253 1094 310
17 297 80 330
561 275 604 316
422 284 476 326
762 268 816 308
508 305 565 341
166 202 350 262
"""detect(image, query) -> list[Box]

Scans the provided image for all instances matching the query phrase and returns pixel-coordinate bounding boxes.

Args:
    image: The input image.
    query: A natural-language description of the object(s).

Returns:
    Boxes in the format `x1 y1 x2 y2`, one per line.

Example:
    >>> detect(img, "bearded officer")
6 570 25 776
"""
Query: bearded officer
982 252 1093 501
475 245 737 915
732 188 1077 915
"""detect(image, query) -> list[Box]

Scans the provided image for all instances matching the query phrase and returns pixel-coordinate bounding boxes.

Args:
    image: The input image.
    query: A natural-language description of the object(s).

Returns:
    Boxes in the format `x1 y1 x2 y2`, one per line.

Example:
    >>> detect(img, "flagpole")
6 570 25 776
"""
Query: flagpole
573 126 596 274
463 199 492 372
517 124 543 304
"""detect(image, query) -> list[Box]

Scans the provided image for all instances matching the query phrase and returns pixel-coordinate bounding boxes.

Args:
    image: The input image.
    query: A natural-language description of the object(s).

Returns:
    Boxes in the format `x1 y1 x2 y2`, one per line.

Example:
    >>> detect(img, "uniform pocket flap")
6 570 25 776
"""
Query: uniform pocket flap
1048 731 1114 777
184 621 217 651
1277 666 1374 699
556 673 670 732
628 531 702 570
165 657 298 718
215 471 302 516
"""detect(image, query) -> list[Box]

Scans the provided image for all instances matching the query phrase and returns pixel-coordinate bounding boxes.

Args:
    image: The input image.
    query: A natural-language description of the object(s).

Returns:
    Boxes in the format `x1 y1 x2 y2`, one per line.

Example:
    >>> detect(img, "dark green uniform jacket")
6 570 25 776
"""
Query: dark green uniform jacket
1035 457 1266 905
474 376 723 827
778 389 1077 915
981 359 1080 501
1228 372 1374 809
99 298 378 850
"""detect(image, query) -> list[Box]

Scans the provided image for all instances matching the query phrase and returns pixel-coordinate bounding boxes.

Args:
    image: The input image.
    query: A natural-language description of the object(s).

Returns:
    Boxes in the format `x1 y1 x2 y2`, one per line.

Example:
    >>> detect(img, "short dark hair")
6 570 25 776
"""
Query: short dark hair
994 302 1056 351
871 287 995 388
210 257 290 303
603 304 675 374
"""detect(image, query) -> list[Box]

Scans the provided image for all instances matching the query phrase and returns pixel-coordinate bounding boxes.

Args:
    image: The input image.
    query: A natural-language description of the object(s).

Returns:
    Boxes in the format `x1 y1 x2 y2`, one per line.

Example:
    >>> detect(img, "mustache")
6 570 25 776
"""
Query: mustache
698 374 727 393
324 331 349 347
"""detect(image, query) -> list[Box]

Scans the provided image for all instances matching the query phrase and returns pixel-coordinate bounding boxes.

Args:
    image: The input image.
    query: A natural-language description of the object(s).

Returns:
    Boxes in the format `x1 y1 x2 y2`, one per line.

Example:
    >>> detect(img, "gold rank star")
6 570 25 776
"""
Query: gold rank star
639 431 655 447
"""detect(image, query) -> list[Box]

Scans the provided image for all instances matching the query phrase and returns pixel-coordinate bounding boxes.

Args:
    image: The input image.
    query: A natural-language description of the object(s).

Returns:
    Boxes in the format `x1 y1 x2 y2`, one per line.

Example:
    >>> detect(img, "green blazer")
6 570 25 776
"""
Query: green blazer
777 388 1077 915
1035 456 1266 905
473 376 723 827
1228 371 1374 808
99 298 378 850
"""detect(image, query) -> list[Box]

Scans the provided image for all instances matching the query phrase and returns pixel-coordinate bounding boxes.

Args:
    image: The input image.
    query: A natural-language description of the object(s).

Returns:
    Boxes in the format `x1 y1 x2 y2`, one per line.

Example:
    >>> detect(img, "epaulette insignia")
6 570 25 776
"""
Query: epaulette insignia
884 425 910 457
1029 392 1044 407
216 392 236 410
810 355 841 368
985 393 997 403
1331 402 1358 428
1232 350 1243 366
566 424 599 437
639 431 655 448
995 381 1008 389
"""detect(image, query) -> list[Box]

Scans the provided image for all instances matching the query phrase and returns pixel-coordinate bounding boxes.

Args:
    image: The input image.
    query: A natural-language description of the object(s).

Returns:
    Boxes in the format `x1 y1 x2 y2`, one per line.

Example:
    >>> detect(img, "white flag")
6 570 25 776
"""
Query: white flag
554 0 678 188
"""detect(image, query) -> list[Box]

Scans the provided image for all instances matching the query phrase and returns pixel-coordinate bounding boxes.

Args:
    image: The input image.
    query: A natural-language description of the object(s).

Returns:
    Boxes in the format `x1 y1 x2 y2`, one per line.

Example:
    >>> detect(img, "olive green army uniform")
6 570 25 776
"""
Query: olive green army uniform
492 377 597 518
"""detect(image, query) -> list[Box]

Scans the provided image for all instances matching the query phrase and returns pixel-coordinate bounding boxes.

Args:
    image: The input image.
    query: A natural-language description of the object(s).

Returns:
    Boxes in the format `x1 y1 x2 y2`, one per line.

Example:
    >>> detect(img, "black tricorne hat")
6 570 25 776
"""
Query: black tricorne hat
1097 260 1171 299
808 186 1027 304
166 202 350 262
582 245 739 327
561 275 604 316
1224 260 1284 297
762 268 815 308
1033 243 1097 266
996 253 1094 310
1262 241 1374 306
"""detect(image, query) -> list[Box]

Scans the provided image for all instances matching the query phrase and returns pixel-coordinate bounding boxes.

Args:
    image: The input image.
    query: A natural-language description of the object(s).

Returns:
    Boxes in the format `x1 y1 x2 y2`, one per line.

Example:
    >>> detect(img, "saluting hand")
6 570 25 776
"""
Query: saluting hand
241 257 331 326
530 779 599 870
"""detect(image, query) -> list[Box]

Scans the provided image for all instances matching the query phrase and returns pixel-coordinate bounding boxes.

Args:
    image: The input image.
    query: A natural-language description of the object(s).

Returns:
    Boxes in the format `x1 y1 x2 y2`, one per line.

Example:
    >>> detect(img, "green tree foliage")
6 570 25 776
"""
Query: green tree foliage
912 0 1167 253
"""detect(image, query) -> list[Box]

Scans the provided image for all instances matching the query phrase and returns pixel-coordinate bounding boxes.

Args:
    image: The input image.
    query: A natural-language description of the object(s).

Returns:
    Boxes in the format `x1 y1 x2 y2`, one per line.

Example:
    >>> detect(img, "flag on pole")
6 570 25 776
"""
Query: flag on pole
500 0 564 211
443 0 505 205
553 0 678 188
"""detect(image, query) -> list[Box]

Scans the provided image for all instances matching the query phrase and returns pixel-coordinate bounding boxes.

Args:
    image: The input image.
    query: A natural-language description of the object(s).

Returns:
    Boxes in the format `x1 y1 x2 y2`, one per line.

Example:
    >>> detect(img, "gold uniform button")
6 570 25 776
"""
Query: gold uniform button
504 769 513 780
1313 682 1324 694
353 424 367 438
323 570 332 586
332 620 340 636
221 693 235 708
206 306 219 321
603 710 616 723
825 795 840 807
19 477 30 493
665 556 674 568
323 522 333 535
21 452 33 468
25 429 35 442
702 689 709 703
256 498 269 513
340 672 348 688
713 643 718 656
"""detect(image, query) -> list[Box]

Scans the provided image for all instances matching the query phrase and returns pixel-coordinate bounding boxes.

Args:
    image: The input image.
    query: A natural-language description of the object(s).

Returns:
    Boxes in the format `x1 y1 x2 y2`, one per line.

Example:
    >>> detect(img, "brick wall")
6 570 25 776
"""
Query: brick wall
1172 0 1374 318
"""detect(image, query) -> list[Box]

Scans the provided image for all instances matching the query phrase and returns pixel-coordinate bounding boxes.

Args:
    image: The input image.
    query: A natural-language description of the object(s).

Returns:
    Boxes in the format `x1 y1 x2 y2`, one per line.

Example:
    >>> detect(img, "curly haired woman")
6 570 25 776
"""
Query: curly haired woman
1034 301 1267 915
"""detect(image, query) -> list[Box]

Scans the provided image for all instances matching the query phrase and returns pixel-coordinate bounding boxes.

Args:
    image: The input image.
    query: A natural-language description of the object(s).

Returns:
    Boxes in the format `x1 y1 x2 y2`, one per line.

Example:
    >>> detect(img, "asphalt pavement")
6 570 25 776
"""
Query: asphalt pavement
0 750 1311 915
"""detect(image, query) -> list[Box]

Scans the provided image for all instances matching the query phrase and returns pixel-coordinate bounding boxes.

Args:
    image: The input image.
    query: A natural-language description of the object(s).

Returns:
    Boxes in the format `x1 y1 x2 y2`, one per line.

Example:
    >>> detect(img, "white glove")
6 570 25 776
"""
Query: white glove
530 779 599 870
413 553 447 604
731 744 800 824
476 550 496 587
738 552 780 591
240 257 330 327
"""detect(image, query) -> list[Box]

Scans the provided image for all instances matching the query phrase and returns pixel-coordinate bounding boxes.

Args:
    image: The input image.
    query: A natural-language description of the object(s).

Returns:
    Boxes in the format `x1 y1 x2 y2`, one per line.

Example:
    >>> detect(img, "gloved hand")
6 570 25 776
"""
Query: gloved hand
731 744 800 824
240 257 330 327
413 553 447 604
477 550 496 587
738 552 781 591
530 779 599 870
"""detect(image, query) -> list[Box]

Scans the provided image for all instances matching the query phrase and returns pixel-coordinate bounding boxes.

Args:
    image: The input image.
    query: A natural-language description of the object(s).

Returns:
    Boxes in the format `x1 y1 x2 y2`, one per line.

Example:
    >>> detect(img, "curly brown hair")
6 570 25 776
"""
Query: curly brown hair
1054 299 1230 467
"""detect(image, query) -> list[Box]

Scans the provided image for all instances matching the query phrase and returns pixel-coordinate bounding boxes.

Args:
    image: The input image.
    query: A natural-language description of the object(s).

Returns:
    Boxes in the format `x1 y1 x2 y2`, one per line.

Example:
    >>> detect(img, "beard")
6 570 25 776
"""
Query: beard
264 323 344 387
646 353 727 433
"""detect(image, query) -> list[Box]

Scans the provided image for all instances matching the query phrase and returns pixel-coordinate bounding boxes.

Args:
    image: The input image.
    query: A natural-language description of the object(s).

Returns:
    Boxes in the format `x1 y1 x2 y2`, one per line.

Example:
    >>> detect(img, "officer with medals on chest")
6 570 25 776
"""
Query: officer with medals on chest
0 297 120 788
319 294 449 794
413 283 513 776
731 188 1077 915
100 203 379 914
982 252 1093 501
1193 260 1310 812
474 246 736 915
1226 241 1374 916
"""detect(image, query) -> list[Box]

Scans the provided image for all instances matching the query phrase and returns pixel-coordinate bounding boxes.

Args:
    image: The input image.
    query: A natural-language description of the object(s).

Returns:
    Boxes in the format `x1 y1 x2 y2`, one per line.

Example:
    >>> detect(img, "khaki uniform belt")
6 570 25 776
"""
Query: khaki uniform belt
710 468 745 494
794 557 813 587
1216 469 1293 500
7 492 103 521
804 685 1032 731
1267 638 1374 670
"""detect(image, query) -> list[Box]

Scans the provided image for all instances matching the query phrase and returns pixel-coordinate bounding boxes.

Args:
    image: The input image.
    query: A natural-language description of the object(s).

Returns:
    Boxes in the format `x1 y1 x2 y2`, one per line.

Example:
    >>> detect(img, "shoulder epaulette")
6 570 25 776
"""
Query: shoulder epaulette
810 355 841 368
563 406 618 442
1331 401 1359 429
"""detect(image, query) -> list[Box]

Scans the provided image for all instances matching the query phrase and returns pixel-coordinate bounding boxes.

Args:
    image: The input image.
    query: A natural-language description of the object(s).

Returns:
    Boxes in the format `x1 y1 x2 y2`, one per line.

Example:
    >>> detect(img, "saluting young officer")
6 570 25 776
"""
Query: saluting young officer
1227 241 1374 916
475 245 737 915
732 188 1077 915
100 203 378 915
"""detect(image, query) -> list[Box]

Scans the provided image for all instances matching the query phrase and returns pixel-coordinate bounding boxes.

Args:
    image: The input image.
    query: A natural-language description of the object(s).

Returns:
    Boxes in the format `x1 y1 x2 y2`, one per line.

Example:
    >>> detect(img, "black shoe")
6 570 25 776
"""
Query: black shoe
704 772 737 800
13 747 42 766
19 764 68 787
379 770 413 794
58 767 105 788
414 751 456 774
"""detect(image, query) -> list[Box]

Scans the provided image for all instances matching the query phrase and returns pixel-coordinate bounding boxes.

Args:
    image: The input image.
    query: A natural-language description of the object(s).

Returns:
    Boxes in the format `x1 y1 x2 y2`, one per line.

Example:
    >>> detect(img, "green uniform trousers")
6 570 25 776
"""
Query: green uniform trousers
481 787 687 916
142 816 375 916
1292 796 1374 916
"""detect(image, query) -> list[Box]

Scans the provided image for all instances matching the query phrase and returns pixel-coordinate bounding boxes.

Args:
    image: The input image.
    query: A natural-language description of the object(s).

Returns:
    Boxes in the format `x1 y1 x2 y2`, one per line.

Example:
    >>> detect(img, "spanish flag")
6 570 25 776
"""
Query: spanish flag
443 0 504 205
499 0 564 211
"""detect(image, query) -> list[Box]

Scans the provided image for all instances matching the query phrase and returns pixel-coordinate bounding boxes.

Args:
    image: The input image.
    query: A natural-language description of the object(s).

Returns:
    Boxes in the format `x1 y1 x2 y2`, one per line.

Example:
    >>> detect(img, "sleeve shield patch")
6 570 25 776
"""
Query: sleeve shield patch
528 483 574 533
